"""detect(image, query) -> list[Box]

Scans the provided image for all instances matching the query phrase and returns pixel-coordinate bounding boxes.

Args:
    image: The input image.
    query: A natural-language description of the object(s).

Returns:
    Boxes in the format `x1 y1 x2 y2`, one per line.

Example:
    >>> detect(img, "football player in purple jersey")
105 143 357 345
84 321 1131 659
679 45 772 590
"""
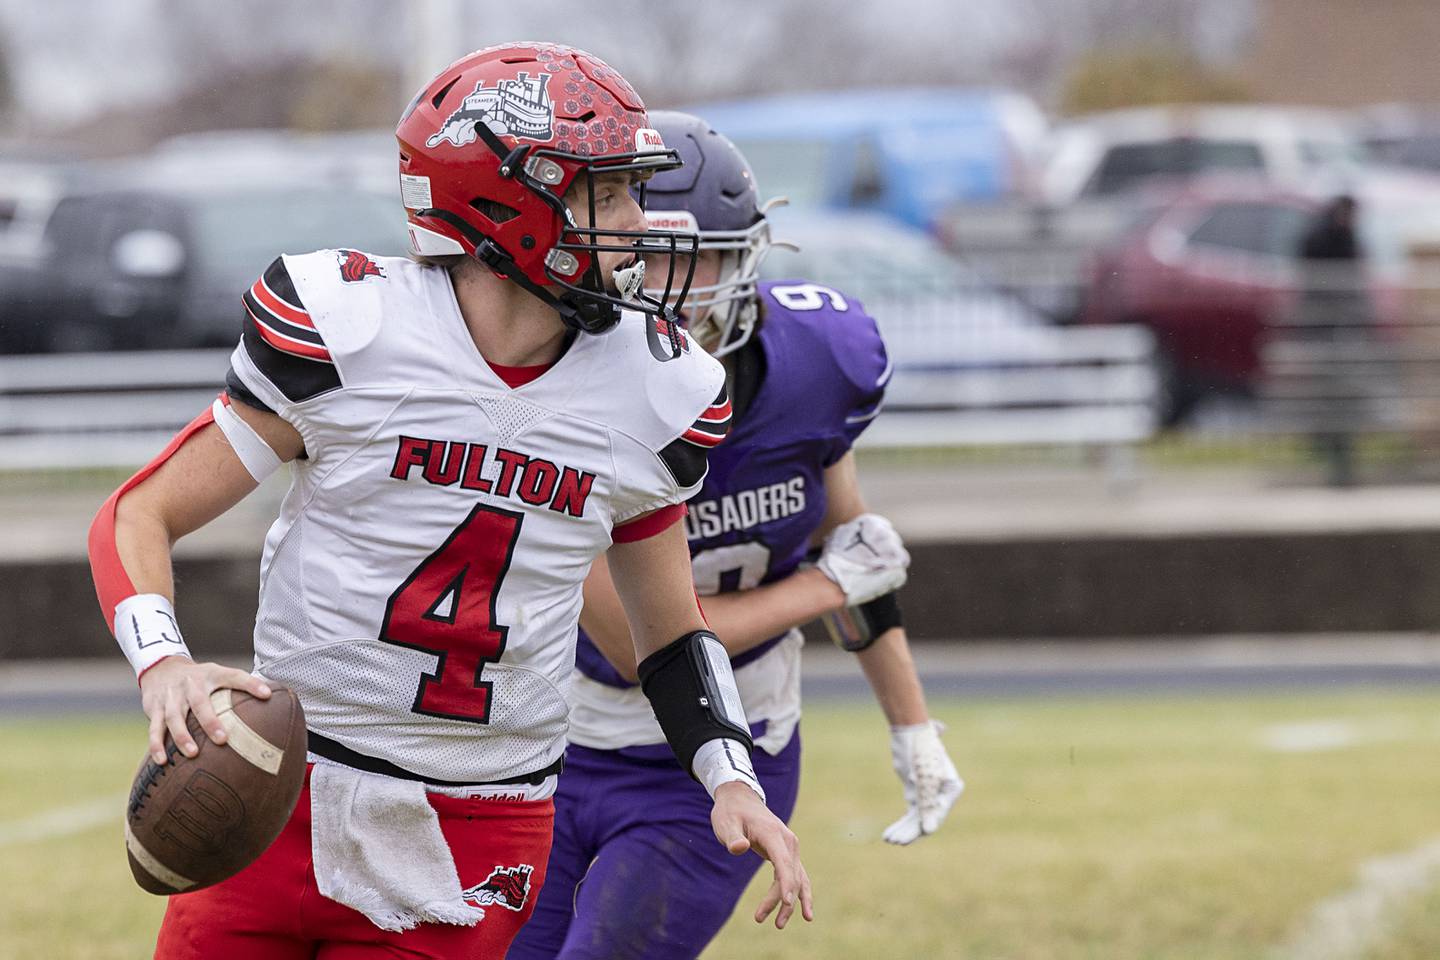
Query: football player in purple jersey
509 111 963 960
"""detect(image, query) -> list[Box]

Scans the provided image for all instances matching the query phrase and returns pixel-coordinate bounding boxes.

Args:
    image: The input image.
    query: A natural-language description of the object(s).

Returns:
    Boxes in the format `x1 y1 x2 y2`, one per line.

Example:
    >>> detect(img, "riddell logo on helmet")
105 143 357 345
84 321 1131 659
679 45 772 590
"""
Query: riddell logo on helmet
645 211 699 232
635 128 666 152
427 73 554 148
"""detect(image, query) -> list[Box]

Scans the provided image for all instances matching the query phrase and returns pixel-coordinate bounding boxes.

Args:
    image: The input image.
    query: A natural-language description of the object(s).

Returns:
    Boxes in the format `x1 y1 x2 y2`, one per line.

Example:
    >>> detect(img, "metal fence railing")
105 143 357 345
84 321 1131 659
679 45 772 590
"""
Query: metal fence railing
20 264 1440 490
0 322 1161 473
0 349 231 469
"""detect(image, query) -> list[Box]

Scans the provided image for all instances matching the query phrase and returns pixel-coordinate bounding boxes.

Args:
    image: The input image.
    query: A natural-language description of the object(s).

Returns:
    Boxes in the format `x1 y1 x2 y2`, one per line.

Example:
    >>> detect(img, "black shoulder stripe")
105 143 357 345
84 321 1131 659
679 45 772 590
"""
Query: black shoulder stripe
658 436 710 489
262 256 302 305
239 307 341 403
225 367 273 414
236 257 340 403
677 384 731 449
241 256 333 360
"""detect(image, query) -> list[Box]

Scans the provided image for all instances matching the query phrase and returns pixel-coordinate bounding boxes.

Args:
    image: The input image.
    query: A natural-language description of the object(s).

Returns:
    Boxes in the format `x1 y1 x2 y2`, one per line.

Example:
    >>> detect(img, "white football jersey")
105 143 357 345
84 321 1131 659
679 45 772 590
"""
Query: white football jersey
227 250 725 783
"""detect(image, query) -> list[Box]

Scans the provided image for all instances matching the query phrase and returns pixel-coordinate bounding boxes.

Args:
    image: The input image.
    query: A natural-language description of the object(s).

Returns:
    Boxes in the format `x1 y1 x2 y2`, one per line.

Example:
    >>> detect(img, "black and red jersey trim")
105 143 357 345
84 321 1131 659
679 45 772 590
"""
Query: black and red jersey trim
241 257 332 363
234 257 341 405
657 384 728 489
680 386 731 449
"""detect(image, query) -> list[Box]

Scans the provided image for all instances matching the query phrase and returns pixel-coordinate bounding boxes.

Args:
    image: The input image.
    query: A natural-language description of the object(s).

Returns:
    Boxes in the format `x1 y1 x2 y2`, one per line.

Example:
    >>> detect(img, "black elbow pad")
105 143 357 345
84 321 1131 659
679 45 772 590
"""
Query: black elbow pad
637 630 752 778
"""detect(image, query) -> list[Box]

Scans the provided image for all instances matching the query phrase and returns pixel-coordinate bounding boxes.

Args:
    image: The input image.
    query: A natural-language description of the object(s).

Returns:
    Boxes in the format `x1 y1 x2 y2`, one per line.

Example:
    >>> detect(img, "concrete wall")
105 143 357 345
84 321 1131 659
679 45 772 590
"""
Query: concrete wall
10 527 1439 661
903 531 1440 638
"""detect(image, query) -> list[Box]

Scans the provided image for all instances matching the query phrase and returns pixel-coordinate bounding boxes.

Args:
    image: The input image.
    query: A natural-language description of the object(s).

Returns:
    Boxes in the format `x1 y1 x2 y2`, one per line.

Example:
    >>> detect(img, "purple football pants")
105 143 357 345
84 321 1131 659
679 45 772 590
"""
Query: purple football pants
508 730 801 960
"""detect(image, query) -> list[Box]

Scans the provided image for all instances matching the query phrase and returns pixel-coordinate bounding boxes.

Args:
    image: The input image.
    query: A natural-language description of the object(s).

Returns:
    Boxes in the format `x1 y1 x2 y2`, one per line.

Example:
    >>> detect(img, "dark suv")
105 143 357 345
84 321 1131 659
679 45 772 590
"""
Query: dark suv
2 169 408 353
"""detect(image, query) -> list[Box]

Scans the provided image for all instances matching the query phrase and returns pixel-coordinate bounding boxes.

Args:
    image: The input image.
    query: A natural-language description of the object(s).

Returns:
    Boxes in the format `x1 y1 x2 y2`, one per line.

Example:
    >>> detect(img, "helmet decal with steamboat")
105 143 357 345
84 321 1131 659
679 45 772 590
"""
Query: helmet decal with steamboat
426 72 556 148
396 43 697 355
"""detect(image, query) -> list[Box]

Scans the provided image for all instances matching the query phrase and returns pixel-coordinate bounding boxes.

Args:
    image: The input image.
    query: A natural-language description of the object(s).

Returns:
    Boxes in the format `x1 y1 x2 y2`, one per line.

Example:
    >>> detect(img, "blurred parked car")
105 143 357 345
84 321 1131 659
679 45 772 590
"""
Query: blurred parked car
154 128 397 193
0 157 96 352
936 105 1368 332
1356 104 1440 173
1079 177 1401 424
1043 104 1365 205
2 165 408 353
688 89 1048 229
759 209 1055 365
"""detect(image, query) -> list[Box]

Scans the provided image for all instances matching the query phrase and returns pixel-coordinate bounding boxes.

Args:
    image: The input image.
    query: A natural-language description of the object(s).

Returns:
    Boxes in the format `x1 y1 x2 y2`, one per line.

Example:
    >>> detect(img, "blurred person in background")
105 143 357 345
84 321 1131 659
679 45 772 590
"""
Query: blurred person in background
86 45 811 960
509 111 963 960
1298 194 1367 485
1301 194 1361 263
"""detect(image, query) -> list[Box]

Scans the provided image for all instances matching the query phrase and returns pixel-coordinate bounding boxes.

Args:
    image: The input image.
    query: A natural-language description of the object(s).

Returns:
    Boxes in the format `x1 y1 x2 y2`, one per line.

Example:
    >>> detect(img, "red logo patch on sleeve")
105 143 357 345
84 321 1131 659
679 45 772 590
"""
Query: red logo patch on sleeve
338 249 386 283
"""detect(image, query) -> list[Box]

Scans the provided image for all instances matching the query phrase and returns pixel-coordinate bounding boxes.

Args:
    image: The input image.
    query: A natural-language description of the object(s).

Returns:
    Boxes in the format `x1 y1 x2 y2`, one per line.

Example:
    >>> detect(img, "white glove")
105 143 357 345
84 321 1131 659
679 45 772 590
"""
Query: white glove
816 513 910 606
883 720 963 845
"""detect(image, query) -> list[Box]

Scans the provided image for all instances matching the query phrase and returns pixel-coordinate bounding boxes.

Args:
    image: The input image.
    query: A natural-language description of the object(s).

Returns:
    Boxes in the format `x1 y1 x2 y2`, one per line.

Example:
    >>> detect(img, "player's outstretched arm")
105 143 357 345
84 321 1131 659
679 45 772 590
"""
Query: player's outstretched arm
857 628 964 844
88 400 301 765
581 550 845 682
606 519 815 929
813 453 964 843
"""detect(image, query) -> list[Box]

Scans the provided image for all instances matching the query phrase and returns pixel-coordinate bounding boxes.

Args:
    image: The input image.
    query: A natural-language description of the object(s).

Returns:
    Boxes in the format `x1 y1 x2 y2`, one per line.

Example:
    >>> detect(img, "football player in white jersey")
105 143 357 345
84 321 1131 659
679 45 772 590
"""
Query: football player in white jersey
87 46 810 960
510 111 964 960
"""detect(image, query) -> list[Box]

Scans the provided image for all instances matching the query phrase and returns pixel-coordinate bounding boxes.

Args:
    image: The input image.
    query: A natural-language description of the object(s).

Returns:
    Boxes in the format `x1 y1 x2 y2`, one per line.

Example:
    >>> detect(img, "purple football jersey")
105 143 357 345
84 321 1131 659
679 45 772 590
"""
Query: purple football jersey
575 279 890 686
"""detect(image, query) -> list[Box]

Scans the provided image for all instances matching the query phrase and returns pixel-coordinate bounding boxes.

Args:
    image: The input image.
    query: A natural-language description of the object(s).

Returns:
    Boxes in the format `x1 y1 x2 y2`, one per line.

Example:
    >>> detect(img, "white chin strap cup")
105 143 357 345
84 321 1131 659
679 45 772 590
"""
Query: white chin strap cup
613 259 646 303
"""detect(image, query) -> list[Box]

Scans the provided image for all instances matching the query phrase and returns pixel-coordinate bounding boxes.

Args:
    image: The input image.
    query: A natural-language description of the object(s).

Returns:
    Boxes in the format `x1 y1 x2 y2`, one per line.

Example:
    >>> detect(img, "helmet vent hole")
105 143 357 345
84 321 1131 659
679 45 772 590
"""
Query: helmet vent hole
499 56 535 64
569 111 596 124
471 198 521 225
430 75 462 109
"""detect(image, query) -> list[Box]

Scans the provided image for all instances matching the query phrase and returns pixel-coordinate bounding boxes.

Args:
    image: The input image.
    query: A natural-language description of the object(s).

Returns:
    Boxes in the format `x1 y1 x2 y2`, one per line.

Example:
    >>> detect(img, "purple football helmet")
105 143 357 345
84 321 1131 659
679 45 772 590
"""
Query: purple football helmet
640 111 780 357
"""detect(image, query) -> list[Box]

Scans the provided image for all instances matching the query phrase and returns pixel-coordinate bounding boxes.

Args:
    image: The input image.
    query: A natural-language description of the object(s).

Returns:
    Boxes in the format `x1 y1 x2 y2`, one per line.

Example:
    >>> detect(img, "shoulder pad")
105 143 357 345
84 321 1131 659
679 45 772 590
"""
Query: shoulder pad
596 312 727 453
242 256 330 362
658 382 730 488
236 255 341 404
280 249 394 359
759 280 890 405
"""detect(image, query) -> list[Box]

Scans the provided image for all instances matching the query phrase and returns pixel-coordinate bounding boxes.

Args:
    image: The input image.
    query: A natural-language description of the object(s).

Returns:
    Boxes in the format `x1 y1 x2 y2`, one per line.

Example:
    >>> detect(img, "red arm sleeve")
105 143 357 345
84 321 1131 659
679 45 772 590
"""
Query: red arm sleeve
87 403 218 633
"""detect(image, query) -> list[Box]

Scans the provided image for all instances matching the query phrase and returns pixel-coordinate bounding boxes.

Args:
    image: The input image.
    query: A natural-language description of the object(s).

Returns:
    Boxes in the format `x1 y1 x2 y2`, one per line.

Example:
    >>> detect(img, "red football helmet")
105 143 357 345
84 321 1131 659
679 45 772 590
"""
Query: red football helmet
396 42 697 348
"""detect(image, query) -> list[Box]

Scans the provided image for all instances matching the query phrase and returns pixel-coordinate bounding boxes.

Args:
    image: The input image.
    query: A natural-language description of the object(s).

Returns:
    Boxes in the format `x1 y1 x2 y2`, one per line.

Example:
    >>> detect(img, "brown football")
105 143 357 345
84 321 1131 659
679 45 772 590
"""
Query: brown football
125 686 307 895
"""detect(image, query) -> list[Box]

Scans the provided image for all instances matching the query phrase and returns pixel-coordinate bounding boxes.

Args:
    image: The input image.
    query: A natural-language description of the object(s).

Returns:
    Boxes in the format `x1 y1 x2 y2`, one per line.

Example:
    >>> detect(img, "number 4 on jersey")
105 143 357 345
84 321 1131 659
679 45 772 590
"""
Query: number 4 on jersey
379 503 523 724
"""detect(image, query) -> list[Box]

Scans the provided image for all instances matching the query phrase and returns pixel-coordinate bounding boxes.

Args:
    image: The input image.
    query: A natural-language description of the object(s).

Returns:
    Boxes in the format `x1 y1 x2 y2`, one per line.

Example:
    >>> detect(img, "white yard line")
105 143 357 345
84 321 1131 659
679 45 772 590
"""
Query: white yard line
1261 721 1360 753
1276 837 1440 960
0 793 126 848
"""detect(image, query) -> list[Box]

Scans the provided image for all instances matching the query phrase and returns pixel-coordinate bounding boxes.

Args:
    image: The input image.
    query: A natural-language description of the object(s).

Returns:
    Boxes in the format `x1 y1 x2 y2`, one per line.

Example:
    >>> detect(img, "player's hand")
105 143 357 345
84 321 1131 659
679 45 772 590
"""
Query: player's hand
710 781 814 930
883 720 964 845
137 656 272 766
816 513 909 606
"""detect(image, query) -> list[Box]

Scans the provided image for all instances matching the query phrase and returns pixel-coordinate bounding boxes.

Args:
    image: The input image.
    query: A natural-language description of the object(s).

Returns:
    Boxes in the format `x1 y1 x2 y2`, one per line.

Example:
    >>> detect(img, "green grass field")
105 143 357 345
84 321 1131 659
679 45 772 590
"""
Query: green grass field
4 690 1439 960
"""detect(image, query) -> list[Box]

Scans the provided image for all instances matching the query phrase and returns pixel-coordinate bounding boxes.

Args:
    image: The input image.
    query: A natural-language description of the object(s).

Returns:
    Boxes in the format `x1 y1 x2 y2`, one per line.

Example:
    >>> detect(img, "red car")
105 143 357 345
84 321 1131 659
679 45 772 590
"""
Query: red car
1080 179 1397 425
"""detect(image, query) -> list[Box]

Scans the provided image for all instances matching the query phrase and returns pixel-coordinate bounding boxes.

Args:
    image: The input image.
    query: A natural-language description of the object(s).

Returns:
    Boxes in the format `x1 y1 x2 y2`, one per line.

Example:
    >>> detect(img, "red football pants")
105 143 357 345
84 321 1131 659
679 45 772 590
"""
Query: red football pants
154 772 554 959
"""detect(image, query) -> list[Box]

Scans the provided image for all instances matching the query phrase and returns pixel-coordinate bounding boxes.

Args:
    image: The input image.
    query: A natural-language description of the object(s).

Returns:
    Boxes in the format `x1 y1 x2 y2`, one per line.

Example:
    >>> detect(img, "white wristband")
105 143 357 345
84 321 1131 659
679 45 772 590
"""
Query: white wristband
114 594 192 678
693 737 766 804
